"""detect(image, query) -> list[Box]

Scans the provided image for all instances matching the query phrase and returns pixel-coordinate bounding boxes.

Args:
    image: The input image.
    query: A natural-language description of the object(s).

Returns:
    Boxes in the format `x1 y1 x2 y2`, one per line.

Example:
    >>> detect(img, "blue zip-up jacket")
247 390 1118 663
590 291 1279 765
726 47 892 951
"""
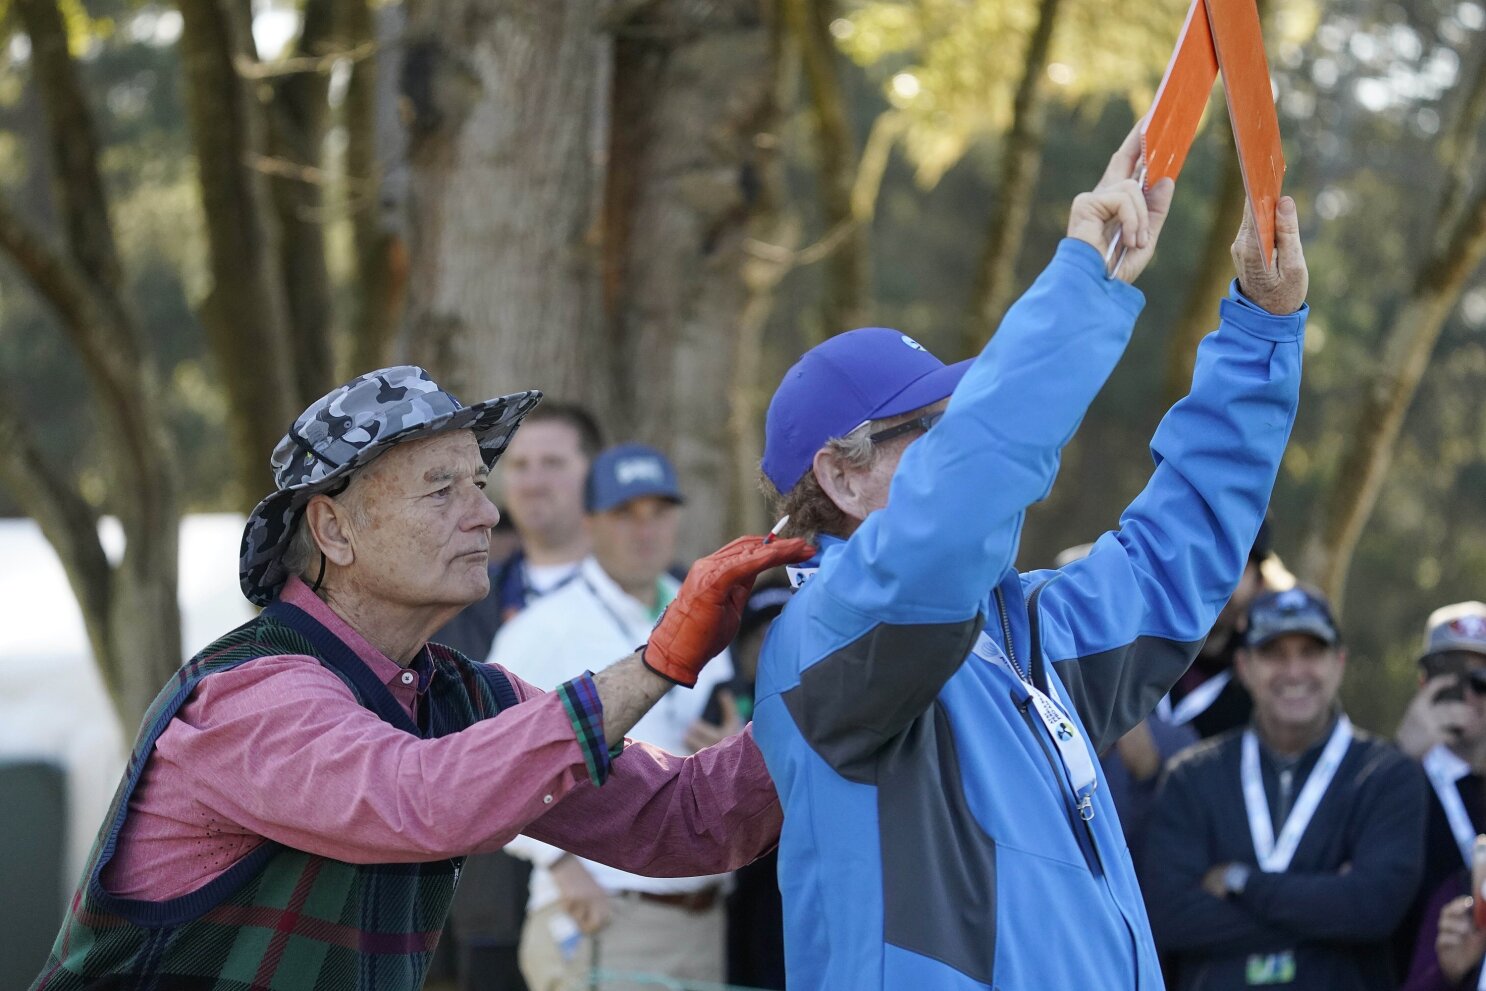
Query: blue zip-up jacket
753 239 1307 990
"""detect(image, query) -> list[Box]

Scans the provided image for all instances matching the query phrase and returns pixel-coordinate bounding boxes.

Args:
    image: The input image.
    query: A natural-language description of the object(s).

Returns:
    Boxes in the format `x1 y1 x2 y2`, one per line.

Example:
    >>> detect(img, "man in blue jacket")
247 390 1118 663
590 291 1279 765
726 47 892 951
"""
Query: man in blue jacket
751 129 1311 990
1142 587 1425 990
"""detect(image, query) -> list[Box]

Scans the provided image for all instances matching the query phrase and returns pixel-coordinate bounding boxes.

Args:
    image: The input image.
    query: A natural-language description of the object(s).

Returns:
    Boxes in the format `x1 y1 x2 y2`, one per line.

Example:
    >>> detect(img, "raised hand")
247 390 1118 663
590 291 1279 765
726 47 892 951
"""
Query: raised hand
1066 127 1177 285
1232 196 1308 315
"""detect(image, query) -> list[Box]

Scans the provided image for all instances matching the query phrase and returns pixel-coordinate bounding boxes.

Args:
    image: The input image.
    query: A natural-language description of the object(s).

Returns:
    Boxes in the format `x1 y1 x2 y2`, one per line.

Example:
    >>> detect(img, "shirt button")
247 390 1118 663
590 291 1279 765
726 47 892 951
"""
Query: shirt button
400 671 415 685
543 794 553 804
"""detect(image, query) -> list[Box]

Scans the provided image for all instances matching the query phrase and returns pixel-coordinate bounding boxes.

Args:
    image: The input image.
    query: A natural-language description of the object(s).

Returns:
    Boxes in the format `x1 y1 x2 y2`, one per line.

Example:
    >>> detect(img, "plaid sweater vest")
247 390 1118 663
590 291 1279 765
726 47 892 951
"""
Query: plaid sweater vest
32 600 518 991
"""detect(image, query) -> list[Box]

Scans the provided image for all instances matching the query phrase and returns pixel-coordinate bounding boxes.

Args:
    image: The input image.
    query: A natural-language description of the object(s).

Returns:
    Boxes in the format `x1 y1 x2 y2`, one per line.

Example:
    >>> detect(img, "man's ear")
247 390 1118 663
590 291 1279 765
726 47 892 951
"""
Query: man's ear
812 447 867 524
304 493 356 567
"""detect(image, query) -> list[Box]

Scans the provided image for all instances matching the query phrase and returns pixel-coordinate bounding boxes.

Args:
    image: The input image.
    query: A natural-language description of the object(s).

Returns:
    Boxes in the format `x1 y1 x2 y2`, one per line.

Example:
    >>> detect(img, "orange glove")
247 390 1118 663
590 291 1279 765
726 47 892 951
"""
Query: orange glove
643 534 814 687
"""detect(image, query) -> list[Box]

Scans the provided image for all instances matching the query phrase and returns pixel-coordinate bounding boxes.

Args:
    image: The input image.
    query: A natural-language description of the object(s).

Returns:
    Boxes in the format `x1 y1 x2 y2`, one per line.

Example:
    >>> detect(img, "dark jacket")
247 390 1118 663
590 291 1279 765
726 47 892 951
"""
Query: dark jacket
1143 721 1428 991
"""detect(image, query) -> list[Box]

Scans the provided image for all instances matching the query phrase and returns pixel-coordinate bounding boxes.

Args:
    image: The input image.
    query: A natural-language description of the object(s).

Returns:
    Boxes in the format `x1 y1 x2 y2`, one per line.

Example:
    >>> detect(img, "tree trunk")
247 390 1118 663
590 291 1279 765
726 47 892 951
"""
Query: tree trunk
402 0 610 410
963 0 1064 353
340 0 407 377
179 0 301 507
604 0 781 554
783 0 867 337
1302 185 1486 606
267 0 336 400
1163 113 1246 405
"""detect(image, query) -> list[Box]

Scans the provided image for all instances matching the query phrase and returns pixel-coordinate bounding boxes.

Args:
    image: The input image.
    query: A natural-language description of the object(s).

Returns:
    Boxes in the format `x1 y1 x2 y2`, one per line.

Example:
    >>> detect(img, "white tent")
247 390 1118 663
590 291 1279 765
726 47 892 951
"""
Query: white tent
0 513 256 903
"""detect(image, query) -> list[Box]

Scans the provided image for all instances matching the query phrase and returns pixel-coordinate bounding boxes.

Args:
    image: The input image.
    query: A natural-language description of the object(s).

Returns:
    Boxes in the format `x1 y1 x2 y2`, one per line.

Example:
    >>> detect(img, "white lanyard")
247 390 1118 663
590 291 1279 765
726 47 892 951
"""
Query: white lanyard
1156 670 1232 726
1241 716 1353 872
972 631 1098 797
1423 745 1476 869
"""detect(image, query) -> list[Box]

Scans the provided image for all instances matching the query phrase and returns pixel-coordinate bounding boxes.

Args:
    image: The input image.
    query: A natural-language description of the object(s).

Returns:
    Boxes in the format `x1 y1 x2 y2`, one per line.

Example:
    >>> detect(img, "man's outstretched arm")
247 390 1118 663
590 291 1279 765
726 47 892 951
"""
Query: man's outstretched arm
770 134 1176 774
1033 198 1310 751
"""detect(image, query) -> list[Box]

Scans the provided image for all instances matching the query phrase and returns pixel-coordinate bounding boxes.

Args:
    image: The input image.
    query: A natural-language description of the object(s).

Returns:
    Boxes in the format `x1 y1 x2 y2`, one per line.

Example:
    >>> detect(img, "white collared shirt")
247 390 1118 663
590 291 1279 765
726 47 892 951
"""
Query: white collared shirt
489 556 732 907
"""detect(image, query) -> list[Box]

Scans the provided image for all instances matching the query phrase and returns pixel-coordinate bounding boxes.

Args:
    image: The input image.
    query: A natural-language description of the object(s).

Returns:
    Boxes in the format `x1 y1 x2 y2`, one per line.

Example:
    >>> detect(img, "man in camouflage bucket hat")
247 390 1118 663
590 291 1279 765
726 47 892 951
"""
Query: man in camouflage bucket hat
241 365 543 605
33 366 812 991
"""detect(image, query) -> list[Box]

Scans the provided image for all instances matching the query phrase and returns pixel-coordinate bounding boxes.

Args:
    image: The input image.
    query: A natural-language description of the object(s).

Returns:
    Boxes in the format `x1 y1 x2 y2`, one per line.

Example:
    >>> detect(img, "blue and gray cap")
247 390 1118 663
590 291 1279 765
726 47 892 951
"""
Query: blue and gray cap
1245 586 1340 648
586 443 684 513
239 365 542 606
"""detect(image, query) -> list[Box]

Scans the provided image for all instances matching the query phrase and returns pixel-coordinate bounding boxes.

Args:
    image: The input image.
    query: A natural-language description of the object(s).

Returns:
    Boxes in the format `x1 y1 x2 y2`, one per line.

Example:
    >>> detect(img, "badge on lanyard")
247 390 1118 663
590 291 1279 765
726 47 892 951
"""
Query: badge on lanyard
972 631 1098 798
1245 951 1295 986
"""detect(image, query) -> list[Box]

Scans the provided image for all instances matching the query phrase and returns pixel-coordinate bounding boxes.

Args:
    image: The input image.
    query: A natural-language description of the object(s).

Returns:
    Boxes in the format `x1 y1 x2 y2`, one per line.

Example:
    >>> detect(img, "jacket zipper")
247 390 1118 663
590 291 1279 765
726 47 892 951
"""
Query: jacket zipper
1001 581 1103 875
994 588 1029 682
1017 696 1105 876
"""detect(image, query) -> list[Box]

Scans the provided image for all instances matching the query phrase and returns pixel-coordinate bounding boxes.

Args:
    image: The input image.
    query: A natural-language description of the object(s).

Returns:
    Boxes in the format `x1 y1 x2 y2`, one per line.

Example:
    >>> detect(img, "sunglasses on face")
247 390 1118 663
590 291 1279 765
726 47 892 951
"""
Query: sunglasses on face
868 410 947 446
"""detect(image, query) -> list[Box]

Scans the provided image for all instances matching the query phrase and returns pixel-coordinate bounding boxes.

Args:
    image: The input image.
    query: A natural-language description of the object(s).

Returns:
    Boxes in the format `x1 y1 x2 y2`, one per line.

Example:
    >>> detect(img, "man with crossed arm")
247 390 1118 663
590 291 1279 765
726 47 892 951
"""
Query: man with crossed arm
1143 587 1425 990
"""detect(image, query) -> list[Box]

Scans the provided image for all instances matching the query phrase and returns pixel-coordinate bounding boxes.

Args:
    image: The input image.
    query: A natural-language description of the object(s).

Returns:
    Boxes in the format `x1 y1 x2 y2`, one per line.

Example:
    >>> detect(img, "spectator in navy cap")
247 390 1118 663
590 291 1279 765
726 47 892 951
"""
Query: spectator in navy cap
1144 585 1427 991
490 442 737 991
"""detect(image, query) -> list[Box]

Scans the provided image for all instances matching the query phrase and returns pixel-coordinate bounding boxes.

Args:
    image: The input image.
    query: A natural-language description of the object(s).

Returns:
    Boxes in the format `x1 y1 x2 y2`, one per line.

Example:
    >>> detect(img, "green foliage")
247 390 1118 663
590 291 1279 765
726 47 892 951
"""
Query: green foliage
836 0 1196 186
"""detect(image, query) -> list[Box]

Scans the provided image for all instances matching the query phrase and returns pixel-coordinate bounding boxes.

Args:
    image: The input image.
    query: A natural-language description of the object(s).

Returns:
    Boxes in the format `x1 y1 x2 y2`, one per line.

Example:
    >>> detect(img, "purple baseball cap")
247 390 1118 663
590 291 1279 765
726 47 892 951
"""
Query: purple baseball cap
762 327 971 492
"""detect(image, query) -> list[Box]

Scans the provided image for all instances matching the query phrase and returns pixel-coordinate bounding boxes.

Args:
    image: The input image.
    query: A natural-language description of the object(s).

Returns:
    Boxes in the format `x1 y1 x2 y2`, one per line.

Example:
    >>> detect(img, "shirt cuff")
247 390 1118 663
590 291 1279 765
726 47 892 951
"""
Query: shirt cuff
556 672 616 787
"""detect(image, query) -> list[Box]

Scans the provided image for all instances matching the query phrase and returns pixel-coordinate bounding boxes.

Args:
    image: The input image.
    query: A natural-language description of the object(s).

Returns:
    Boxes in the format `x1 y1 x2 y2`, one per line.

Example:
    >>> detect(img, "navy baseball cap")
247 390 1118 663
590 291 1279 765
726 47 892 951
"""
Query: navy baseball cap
1245 586 1340 648
762 327 972 492
586 443 684 513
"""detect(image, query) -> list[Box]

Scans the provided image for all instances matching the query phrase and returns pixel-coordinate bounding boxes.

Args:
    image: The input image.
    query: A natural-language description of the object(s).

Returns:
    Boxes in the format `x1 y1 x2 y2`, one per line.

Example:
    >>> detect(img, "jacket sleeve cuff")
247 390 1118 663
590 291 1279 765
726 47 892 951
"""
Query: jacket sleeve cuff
555 672 619 786
1055 238 1147 318
1222 279 1308 341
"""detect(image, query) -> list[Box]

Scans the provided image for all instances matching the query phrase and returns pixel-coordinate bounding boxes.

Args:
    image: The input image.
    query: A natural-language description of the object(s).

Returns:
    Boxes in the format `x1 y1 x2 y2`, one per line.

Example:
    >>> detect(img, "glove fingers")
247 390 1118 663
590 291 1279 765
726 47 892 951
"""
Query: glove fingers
713 537 814 586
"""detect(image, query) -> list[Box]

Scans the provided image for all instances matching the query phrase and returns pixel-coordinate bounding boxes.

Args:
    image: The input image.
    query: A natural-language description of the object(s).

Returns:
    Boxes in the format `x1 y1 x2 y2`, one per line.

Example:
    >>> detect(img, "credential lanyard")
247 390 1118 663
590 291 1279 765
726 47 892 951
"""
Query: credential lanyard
1156 670 1232 726
973 631 1098 797
1423 745 1476 869
1242 715 1353 872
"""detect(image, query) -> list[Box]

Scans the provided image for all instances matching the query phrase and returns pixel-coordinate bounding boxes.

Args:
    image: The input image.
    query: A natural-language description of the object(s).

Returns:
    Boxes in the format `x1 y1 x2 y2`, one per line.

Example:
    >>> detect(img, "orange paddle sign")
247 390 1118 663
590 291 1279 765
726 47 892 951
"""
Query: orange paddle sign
1140 0 1286 268
1142 0 1217 185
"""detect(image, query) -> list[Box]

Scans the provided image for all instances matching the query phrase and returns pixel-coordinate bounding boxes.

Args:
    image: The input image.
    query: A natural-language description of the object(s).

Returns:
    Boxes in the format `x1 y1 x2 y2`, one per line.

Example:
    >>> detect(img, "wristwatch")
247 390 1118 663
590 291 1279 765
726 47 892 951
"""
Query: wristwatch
1222 862 1252 898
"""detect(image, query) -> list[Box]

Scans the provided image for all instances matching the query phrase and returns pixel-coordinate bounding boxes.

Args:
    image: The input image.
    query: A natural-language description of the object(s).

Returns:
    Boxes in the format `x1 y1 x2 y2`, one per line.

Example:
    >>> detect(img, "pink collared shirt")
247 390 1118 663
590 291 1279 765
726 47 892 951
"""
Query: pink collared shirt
102 577 780 901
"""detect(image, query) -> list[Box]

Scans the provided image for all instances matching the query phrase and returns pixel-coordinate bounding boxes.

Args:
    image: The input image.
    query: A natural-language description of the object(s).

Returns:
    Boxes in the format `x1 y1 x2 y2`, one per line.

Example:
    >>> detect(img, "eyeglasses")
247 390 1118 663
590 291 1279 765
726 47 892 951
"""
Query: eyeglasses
867 410 946 446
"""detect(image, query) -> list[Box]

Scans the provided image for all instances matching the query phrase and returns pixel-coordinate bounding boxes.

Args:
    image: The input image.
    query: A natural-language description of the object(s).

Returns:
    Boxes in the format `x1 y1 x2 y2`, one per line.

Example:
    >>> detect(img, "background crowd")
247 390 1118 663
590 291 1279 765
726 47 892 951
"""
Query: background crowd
4 0 1486 988
413 397 1486 991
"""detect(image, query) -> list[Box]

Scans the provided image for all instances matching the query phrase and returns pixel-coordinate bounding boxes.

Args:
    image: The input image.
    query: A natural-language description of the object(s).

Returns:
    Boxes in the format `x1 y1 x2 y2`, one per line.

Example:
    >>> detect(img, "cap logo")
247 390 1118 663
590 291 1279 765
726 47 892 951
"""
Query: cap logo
1450 616 1486 638
615 457 665 486
901 335 926 352
1276 588 1309 609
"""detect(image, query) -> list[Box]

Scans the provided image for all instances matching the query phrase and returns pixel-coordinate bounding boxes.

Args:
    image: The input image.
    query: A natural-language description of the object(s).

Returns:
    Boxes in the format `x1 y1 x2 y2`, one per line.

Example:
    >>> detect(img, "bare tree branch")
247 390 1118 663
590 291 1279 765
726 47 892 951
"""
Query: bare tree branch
340 0 405 376
783 0 867 336
179 0 301 506
963 0 1066 354
233 41 377 79
268 0 337 400
0 394 115 691
1304 180 1486 605
15 0 126 299
0 196 141 412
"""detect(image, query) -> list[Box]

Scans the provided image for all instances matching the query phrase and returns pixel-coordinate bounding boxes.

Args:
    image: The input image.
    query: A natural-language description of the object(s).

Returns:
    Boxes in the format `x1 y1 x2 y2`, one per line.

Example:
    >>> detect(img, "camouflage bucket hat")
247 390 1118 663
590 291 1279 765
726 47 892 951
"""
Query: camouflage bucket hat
239 365 543 606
